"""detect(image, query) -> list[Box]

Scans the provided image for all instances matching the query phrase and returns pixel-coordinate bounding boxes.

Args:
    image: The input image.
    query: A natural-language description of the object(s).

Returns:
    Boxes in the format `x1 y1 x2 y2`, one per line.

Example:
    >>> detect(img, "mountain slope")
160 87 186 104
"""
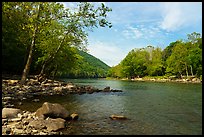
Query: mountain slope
65 50 110 78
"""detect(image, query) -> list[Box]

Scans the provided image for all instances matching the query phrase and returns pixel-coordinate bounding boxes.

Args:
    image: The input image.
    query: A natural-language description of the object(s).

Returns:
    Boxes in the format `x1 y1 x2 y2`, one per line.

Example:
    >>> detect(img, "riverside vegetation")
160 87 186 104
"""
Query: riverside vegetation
107 32 202 82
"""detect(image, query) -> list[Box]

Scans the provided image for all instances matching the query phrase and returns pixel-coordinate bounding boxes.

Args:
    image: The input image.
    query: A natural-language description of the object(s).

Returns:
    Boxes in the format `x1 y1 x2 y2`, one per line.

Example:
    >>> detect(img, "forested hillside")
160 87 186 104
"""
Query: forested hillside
108 32 202 80
61 50 110 78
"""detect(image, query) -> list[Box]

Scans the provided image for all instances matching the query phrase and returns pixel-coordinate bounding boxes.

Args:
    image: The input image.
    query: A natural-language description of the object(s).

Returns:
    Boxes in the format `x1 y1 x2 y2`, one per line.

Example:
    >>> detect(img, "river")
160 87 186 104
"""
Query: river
15 79 202 135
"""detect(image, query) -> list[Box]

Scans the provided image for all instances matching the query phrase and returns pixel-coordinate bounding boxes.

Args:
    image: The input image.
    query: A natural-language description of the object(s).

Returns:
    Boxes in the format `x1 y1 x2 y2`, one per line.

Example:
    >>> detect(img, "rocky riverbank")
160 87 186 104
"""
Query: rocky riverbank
2 78 122 108
2 102 79 135
122 76 202 83
2 77 123 135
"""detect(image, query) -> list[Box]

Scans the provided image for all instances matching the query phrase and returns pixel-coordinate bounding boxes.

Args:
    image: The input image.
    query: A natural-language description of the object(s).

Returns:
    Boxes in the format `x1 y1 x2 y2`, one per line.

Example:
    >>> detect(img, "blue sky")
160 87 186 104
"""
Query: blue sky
61 2 202 67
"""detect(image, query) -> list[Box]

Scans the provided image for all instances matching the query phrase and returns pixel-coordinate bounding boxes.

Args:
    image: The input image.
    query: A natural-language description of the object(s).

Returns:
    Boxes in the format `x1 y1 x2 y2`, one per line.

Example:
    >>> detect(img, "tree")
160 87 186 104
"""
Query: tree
2 2 112 84
107 64 123 78
120 48 150 79
2 2 31 74
21 3 43 84
166 41 191 78
146 47 164 76
36 2 112 80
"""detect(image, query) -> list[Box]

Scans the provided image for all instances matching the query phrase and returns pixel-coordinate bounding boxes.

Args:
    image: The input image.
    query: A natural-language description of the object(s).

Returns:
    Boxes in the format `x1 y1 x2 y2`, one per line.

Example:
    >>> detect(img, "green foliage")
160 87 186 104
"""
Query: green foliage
63 50 110 78
109 32 202 79
107 64 123 78
2 2 112 79
146 47 164 76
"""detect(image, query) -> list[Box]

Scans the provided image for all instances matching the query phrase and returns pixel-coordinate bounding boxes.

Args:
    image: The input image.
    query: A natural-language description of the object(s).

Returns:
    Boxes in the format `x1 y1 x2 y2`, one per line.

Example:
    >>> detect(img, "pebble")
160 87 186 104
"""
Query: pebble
32 99 40 102
2 127 11 134
10 117 22 122
3 96 12 100
39 132 47 135
32 129 38 133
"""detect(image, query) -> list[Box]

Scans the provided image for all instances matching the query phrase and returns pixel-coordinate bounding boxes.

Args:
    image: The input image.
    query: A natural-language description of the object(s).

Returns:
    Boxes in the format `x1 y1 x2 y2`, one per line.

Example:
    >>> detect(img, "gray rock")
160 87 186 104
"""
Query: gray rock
2 119 8 125
3 96 12 100
13 128 25 135
28 117 65 132
46 118 65 132
10 117 22 122
32 129 38 134
32 99 40 102
39 132 47 135
109 114 128 120
28 119 46 129
103 86 111 92
2 108 22 119
35 102 70 119
53 87 63 92
70 113 79 120
2 126 11 134
15 123 23 129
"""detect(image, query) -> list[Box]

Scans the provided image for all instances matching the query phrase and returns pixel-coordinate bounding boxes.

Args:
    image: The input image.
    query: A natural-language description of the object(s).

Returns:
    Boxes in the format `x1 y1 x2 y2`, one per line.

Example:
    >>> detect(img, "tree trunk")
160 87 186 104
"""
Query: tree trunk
179 71 182 79
190 65 194 76
185 65 189 78
52 65 58 81
39 30 70 77
20 4 42 85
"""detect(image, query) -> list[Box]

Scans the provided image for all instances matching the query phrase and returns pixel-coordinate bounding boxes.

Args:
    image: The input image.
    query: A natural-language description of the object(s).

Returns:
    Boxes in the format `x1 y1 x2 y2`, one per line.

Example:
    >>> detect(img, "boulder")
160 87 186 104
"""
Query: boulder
8 80 19 85
35 102 70 120
46 118 65 132
53 87 63 92
66 83 76 90
2 108 22 119
109 114 127 120
28 119 47 130
192 78 201 82
110 89 123 92
29 117 65 132
27 79 40 85
103 86 110 92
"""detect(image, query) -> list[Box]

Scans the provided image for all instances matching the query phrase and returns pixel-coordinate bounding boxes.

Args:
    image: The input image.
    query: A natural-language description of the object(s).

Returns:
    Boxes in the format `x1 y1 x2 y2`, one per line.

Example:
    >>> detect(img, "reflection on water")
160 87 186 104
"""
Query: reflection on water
15 79 202 135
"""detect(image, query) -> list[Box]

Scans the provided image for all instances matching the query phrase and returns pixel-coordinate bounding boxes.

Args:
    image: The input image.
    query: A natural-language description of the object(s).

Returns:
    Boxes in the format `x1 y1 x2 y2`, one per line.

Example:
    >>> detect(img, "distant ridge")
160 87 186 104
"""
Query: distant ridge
65 50 110 78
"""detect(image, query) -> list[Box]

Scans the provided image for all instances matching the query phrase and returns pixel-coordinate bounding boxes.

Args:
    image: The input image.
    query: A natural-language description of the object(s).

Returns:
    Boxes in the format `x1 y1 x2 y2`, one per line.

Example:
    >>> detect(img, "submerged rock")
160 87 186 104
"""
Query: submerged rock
103 86 110 92
109 114 128 120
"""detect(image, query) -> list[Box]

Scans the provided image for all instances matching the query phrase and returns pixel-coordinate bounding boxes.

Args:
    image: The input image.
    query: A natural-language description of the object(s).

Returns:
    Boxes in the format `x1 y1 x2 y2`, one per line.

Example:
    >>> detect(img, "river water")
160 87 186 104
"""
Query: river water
16 79 202 135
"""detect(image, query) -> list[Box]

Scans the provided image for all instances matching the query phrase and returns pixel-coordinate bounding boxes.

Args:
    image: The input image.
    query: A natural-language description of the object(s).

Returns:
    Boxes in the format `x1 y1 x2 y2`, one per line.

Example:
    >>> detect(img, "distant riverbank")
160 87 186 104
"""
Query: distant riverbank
106 76 202 84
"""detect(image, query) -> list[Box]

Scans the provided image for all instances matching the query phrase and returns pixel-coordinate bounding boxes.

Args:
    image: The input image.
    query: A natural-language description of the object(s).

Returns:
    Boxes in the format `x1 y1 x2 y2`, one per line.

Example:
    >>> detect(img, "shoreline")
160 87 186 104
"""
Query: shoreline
2 76 122 135
106 77 202 84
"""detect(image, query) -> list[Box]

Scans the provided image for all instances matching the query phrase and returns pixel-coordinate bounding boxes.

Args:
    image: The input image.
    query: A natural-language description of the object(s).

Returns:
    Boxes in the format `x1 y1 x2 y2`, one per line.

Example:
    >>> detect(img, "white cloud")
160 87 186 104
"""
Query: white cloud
159 2 202 32
122 26 143 39
122 25 165 40
87 41 127 67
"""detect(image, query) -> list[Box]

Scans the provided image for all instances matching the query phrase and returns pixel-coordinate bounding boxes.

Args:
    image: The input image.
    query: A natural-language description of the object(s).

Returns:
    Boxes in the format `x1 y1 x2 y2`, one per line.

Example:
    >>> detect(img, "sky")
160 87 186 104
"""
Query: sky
60 2 202 67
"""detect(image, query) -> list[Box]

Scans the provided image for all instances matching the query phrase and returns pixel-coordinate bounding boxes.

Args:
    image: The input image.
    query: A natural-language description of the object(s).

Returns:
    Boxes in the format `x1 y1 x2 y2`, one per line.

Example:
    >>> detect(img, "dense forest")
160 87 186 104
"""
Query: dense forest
2 2 112 82
108 32 202 80
61 50 110 78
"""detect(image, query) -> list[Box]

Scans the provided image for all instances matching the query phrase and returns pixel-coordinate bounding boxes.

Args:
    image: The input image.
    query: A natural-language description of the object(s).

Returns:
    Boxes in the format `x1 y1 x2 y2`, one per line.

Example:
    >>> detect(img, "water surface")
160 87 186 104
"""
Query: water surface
15 79 202 135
